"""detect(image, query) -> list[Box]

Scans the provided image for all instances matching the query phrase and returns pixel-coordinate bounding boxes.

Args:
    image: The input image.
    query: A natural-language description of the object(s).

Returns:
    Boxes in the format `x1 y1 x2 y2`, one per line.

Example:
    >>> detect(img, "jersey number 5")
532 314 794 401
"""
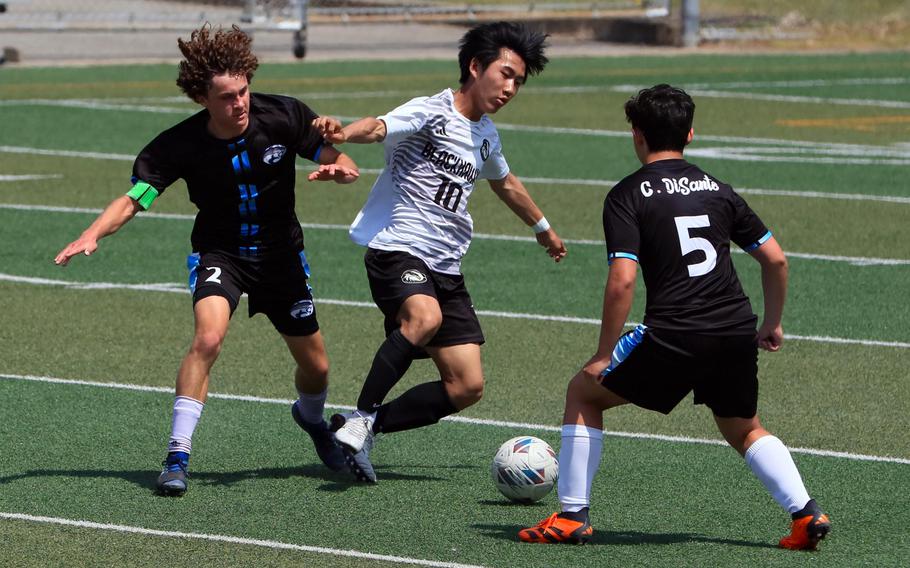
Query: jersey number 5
674 215 717 277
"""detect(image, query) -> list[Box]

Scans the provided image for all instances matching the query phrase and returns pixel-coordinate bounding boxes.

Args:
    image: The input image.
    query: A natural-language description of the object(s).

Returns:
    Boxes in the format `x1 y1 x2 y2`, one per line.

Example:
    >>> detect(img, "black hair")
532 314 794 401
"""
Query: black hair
624 84 695 152
457 21 549 84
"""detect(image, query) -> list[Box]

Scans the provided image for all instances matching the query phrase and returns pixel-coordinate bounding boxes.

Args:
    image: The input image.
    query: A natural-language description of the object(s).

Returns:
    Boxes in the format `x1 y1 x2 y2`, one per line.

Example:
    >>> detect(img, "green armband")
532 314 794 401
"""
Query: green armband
126 182 159 210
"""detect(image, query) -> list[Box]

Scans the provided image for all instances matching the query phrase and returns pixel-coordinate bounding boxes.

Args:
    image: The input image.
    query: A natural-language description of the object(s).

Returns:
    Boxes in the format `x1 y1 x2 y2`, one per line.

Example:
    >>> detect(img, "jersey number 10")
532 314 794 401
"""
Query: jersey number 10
674 215 717 277
434 178 463 212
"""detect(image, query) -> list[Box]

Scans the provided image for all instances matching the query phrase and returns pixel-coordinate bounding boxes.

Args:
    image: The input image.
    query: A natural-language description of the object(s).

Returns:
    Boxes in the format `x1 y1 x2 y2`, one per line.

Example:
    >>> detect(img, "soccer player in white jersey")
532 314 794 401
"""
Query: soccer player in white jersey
518 85 830 549
313 21 567 482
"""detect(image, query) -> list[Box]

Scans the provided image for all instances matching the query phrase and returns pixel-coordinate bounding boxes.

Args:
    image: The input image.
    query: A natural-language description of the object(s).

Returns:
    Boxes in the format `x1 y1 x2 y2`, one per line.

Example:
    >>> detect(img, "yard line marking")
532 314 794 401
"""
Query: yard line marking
0 512 487 568
2 373 908 465
0 174 63 181
4 203 907 266
2 273 909 349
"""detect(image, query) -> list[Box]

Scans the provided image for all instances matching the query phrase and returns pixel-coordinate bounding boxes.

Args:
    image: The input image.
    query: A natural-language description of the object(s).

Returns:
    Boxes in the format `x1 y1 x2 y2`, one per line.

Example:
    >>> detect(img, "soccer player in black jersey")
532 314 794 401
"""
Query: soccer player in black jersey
54 25 359 496
519 85 830 549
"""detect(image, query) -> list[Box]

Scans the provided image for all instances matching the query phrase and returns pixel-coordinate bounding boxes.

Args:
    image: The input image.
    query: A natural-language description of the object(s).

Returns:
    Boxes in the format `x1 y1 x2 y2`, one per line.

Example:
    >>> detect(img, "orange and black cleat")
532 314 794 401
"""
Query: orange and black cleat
779 499 831 550
519 512 593 544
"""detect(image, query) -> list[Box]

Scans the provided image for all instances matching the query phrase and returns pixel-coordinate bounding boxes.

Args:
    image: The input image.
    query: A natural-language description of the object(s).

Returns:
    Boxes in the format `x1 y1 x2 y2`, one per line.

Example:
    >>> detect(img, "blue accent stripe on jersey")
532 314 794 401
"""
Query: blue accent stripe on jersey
248 185 259 199
299 250 311 279
313 144 323 163
240 151 251 172
238 184 249 201
608 252 639 264
239 246 259 256
228 143 236 151
744 230 773 252
248 198 257 214
232 155 241 175
186 252 201 293
239 202 248 217
599 324 647 380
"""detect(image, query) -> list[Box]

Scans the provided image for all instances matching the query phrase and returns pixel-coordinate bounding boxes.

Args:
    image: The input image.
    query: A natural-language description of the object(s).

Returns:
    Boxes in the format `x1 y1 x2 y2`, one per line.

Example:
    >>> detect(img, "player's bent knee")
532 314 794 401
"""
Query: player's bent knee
191 331 225 360
448 376 484 409
400 313 442 344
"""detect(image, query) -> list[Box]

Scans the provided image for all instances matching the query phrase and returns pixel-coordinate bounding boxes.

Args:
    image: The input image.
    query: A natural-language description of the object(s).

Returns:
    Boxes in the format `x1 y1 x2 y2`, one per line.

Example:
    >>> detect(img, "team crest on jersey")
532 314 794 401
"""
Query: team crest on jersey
263 144 287 165
480 139 490 161
401 269 428 284
290 299 314 319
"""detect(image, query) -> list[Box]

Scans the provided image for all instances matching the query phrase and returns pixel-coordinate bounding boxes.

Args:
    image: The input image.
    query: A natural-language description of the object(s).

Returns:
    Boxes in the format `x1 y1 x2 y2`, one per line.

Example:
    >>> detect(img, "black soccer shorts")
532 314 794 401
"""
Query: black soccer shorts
187 249 319 337
598 327 759 418
364 248 485 349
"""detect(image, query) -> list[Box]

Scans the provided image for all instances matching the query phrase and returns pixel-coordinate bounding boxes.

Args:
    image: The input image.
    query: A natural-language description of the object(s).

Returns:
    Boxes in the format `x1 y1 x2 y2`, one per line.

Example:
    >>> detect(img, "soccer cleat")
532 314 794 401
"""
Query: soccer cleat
330 412 374 453
779 499 831 550
519 512 593 544
156 451 189 497
291 402 345 472
331 413 377 483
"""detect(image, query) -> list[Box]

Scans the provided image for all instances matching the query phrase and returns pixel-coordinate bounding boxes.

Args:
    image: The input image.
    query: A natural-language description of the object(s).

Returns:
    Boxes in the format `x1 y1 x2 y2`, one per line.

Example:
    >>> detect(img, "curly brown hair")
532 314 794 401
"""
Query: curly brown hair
176 24 259 102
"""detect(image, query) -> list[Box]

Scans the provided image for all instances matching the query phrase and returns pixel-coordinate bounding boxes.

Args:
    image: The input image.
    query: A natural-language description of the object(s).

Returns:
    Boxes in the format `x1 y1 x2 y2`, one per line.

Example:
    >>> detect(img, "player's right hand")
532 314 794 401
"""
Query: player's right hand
54 236 97 266
312 117 347 144
756 321 784 352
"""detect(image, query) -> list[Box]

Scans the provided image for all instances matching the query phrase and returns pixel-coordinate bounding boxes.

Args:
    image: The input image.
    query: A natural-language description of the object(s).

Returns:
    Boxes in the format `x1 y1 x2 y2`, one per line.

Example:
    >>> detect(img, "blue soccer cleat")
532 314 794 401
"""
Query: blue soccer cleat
292 402 346 472
156 451 189 496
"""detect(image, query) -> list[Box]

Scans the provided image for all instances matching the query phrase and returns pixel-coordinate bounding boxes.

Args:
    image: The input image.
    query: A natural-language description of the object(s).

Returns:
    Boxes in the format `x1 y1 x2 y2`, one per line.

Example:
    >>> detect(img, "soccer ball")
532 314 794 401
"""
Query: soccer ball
491 436 558 503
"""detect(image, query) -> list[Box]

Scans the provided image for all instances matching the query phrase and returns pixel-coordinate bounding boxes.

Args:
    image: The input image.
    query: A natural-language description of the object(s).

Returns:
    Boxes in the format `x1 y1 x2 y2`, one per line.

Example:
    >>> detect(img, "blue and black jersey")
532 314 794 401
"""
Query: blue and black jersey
131 93 326 258
603 159 769 335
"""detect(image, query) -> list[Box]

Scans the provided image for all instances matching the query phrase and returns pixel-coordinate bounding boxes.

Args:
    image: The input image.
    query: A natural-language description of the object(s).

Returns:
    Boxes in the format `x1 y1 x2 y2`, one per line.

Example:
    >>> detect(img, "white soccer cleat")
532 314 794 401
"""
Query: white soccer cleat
331 412 375 453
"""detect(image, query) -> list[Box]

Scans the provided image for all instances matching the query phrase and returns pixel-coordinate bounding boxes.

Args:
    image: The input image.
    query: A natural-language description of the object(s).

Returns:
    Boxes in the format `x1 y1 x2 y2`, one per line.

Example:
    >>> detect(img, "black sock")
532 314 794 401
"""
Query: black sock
559 508 589 523
357 329 416 412
373 381 458 434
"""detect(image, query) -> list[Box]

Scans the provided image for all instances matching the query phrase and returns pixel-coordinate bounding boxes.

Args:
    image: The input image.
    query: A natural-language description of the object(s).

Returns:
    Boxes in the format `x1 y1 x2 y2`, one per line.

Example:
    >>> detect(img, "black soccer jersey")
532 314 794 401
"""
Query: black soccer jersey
131 93 326 257
603 159 770 334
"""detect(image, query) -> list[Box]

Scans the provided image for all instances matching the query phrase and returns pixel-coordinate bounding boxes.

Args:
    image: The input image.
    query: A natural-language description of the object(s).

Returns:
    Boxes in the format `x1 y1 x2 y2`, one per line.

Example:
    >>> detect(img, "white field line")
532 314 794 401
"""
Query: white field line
3 373 909 466
607 84 910 109
3 141 910 205
0 174 63 181
0 512 486 568
2 272 909 350
4 94 909 156
3 202 908 266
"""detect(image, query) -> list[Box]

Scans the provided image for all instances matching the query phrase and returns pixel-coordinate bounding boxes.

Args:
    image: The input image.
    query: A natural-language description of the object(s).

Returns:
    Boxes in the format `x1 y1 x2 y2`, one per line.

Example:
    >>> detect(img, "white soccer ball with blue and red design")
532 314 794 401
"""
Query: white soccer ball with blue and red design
491 436 558 503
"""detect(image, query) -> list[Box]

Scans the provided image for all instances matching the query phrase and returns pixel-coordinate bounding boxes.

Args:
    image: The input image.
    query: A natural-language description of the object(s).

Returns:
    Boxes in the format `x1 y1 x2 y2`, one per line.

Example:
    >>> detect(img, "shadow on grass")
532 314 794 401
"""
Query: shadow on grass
472 522 778 549
0 464 446 494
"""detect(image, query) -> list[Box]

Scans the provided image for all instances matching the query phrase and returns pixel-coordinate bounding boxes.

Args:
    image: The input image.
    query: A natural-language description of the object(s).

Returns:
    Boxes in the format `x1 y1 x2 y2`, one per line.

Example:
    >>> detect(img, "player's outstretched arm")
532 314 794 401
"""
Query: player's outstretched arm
54 195 142 266
311 116 387 145
488 173 567 262
307 145 360 184
749 236 788 352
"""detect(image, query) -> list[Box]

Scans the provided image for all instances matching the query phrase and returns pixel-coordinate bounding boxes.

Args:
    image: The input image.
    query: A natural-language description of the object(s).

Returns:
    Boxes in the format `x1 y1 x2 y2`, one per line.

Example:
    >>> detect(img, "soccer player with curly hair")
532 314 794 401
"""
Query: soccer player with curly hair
55 24 360 496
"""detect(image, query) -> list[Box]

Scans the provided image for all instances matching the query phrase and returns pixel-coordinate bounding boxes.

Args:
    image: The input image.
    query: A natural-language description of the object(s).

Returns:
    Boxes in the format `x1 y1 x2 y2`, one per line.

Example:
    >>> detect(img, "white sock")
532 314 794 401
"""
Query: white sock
295 388 328 424
558 424 604 513
167 396 204 455
745 435 811 514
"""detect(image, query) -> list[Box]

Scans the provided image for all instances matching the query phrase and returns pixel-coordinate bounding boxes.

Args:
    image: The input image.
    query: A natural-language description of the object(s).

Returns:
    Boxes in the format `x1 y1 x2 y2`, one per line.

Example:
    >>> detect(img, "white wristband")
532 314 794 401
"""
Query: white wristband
531 217 551 234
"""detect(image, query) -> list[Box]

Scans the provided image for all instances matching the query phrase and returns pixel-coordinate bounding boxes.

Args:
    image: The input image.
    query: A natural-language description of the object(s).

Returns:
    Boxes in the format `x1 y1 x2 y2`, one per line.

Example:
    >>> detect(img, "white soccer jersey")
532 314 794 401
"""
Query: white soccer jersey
349 88 510 274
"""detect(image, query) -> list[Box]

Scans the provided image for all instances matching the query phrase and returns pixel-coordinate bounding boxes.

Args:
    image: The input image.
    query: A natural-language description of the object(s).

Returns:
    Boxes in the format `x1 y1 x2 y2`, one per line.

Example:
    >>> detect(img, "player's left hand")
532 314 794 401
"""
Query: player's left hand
307 164 360 183
536 229 567 262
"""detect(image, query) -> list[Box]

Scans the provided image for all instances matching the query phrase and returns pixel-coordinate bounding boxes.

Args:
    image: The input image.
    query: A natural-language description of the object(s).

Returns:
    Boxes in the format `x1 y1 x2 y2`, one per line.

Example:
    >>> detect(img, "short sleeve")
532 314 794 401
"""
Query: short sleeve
292 99 326 162
131 134 181 195
603 186 641 264
729 191 771 251
480 138 510 180
378 96 432 147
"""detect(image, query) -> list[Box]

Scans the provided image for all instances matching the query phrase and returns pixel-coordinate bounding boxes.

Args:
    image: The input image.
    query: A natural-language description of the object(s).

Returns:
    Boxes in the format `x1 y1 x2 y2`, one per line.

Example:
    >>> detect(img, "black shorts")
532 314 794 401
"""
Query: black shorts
364 248 484 350
187 250 319 337
599 327 758 418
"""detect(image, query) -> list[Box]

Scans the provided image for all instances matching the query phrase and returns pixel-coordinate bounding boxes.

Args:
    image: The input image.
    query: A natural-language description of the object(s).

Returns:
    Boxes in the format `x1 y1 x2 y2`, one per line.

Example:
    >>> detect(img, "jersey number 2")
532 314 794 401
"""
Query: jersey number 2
674 215 717 277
